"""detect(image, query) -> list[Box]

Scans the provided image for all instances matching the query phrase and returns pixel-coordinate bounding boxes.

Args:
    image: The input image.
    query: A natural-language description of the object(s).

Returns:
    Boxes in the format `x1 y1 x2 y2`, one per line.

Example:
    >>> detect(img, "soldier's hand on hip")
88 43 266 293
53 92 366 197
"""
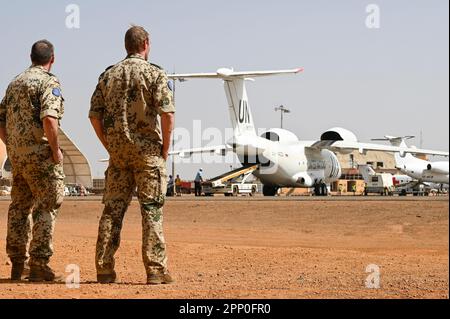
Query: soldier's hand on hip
53 149 64 164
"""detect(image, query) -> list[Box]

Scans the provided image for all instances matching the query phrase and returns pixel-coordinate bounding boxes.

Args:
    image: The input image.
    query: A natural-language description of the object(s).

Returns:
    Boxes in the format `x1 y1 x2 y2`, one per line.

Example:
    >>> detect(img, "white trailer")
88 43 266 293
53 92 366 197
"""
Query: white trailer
359 165 395 196
365 174 395 195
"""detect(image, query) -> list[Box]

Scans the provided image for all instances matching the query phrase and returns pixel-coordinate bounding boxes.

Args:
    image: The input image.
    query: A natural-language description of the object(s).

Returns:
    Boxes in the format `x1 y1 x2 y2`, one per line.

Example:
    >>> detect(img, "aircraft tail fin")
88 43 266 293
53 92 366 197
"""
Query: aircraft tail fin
371 136 416 168
168 68 303 137
224 78 256 136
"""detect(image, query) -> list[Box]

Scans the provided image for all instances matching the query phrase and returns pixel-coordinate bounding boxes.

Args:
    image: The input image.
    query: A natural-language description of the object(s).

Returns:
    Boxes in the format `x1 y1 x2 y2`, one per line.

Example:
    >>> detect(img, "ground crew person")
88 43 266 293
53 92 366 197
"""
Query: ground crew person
338 184 344 195
194 169 204 197
89 26 175 285
0 40 65 282
167 175 174 197
175 175 182 196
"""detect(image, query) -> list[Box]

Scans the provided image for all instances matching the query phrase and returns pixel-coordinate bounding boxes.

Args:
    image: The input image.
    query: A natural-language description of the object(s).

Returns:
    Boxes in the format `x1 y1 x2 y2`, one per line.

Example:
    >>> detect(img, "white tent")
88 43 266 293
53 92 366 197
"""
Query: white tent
59 128 93 188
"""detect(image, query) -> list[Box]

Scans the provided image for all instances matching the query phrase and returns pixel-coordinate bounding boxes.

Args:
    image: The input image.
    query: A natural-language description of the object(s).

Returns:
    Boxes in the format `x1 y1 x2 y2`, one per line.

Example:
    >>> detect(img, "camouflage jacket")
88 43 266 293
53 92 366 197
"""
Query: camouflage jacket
0 65 64 163
89 54 175 158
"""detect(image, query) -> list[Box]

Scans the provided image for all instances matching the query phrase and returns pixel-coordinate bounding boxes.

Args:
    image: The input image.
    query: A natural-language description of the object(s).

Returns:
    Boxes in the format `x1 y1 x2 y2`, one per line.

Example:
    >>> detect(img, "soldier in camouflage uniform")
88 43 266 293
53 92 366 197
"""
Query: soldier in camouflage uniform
0 40 65 282
89 26 175 284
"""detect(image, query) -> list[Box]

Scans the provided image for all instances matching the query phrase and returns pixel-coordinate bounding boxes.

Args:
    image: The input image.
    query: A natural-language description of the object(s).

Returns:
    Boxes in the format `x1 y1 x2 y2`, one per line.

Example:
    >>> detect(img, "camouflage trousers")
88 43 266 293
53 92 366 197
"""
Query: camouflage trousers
7 155 65 267
96 156 169 276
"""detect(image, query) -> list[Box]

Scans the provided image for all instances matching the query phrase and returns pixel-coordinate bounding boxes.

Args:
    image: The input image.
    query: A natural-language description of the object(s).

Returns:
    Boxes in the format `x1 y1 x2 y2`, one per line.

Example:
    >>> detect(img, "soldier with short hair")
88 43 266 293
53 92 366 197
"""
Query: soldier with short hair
89 26 175 284
0 40 65 282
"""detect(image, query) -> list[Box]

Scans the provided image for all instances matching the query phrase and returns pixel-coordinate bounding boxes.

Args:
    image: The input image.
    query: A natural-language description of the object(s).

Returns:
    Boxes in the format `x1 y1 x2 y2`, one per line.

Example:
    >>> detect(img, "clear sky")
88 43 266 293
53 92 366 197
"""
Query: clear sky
0 0 448 179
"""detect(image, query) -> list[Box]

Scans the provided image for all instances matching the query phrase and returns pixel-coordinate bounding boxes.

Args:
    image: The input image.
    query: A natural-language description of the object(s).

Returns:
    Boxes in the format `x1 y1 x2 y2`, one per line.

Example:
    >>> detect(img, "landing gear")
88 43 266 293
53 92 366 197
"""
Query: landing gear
313 182 328 196
263 185 279 196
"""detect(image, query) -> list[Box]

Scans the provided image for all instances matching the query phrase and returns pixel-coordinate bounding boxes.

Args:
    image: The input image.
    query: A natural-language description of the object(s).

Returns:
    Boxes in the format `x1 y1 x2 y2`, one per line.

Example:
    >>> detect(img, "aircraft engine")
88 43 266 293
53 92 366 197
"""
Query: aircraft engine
294 172 315 187
320 127 358 142
427 162 450 175
322 149 342 181
320 127 358 154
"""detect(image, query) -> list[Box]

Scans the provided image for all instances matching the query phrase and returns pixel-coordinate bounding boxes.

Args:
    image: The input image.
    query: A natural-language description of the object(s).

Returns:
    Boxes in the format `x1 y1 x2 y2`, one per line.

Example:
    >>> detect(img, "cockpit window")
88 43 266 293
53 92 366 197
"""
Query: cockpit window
262 132 280 142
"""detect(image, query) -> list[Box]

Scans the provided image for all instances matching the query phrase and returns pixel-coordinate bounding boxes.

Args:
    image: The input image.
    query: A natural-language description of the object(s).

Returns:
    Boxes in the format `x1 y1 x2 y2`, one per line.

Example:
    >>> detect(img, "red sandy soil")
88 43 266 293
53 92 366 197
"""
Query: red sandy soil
0 197 448 299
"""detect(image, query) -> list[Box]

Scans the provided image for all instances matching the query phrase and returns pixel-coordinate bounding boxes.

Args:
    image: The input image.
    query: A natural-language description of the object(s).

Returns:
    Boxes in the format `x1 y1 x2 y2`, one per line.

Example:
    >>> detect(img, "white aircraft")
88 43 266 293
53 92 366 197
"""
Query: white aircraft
358 164 413 187
168 68 449 196
373 136 449 185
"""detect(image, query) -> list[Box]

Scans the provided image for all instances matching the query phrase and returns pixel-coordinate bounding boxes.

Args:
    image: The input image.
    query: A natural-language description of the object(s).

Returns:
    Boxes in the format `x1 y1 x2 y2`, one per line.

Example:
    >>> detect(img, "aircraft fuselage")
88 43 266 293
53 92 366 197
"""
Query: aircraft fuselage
398 164 449 184
233 135 342 188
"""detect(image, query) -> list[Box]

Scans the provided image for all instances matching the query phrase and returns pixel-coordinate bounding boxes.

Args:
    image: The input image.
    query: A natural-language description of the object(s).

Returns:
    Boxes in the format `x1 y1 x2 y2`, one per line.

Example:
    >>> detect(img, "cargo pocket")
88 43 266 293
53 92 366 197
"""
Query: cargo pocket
34 158 65 211
152 165 166 208
138 161 166 209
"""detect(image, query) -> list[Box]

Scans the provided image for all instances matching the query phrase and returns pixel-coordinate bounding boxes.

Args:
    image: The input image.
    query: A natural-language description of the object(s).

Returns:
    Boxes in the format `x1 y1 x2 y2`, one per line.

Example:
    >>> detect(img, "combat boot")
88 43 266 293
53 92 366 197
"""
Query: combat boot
97 270 117 284
147 272 175 285
29 265 63 282
23 260 30 278
10 261 25 281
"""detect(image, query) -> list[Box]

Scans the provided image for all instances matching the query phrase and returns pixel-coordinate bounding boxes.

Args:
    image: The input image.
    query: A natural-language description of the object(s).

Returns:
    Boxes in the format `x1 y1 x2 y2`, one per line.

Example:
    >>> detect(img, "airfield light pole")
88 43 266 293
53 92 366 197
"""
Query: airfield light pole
274 105 291 129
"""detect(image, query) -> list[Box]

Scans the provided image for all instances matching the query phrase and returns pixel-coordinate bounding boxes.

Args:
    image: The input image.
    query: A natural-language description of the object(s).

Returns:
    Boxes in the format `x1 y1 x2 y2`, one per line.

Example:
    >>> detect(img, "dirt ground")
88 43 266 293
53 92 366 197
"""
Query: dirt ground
0 197 448 299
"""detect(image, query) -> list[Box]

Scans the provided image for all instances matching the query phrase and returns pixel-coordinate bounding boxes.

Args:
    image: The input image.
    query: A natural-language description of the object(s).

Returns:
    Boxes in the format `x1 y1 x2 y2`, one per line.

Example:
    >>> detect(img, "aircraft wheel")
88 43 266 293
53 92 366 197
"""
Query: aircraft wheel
314 185 321 196
263 185 278 196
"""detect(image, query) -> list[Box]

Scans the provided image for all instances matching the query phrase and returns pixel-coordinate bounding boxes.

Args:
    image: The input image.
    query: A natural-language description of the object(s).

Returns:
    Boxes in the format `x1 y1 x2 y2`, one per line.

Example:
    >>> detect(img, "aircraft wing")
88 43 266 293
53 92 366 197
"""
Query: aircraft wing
308 140 450 157
169 145 232 158
98 145 232 162
168 73 223 80
168 68 303 80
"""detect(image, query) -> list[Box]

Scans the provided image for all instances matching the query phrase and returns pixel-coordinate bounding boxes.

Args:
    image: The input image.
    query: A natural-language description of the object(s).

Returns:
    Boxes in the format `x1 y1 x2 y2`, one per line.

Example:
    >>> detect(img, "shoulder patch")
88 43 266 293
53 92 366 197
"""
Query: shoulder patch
167 80 174 92
52 88 62 97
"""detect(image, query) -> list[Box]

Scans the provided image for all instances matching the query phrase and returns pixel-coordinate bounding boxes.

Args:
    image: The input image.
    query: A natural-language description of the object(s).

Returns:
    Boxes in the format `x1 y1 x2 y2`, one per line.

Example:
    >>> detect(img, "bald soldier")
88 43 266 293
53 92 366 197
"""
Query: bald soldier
89 26 175 284
0 40 65 282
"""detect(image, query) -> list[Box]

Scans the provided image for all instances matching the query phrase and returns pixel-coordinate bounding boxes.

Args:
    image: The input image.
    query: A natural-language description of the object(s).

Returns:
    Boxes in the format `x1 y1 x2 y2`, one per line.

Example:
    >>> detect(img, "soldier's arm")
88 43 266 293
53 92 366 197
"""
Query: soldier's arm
89 78 108 150
43 117 63 164
161 113 174 161
154 71 175 160
40 77 64 163
0 93 7 144
90 118 108 150
40 77 64 121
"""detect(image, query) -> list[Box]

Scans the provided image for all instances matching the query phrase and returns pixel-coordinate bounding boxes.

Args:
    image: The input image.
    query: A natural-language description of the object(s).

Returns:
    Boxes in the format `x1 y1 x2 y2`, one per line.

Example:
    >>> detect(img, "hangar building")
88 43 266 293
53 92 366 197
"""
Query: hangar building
0 128 92 188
